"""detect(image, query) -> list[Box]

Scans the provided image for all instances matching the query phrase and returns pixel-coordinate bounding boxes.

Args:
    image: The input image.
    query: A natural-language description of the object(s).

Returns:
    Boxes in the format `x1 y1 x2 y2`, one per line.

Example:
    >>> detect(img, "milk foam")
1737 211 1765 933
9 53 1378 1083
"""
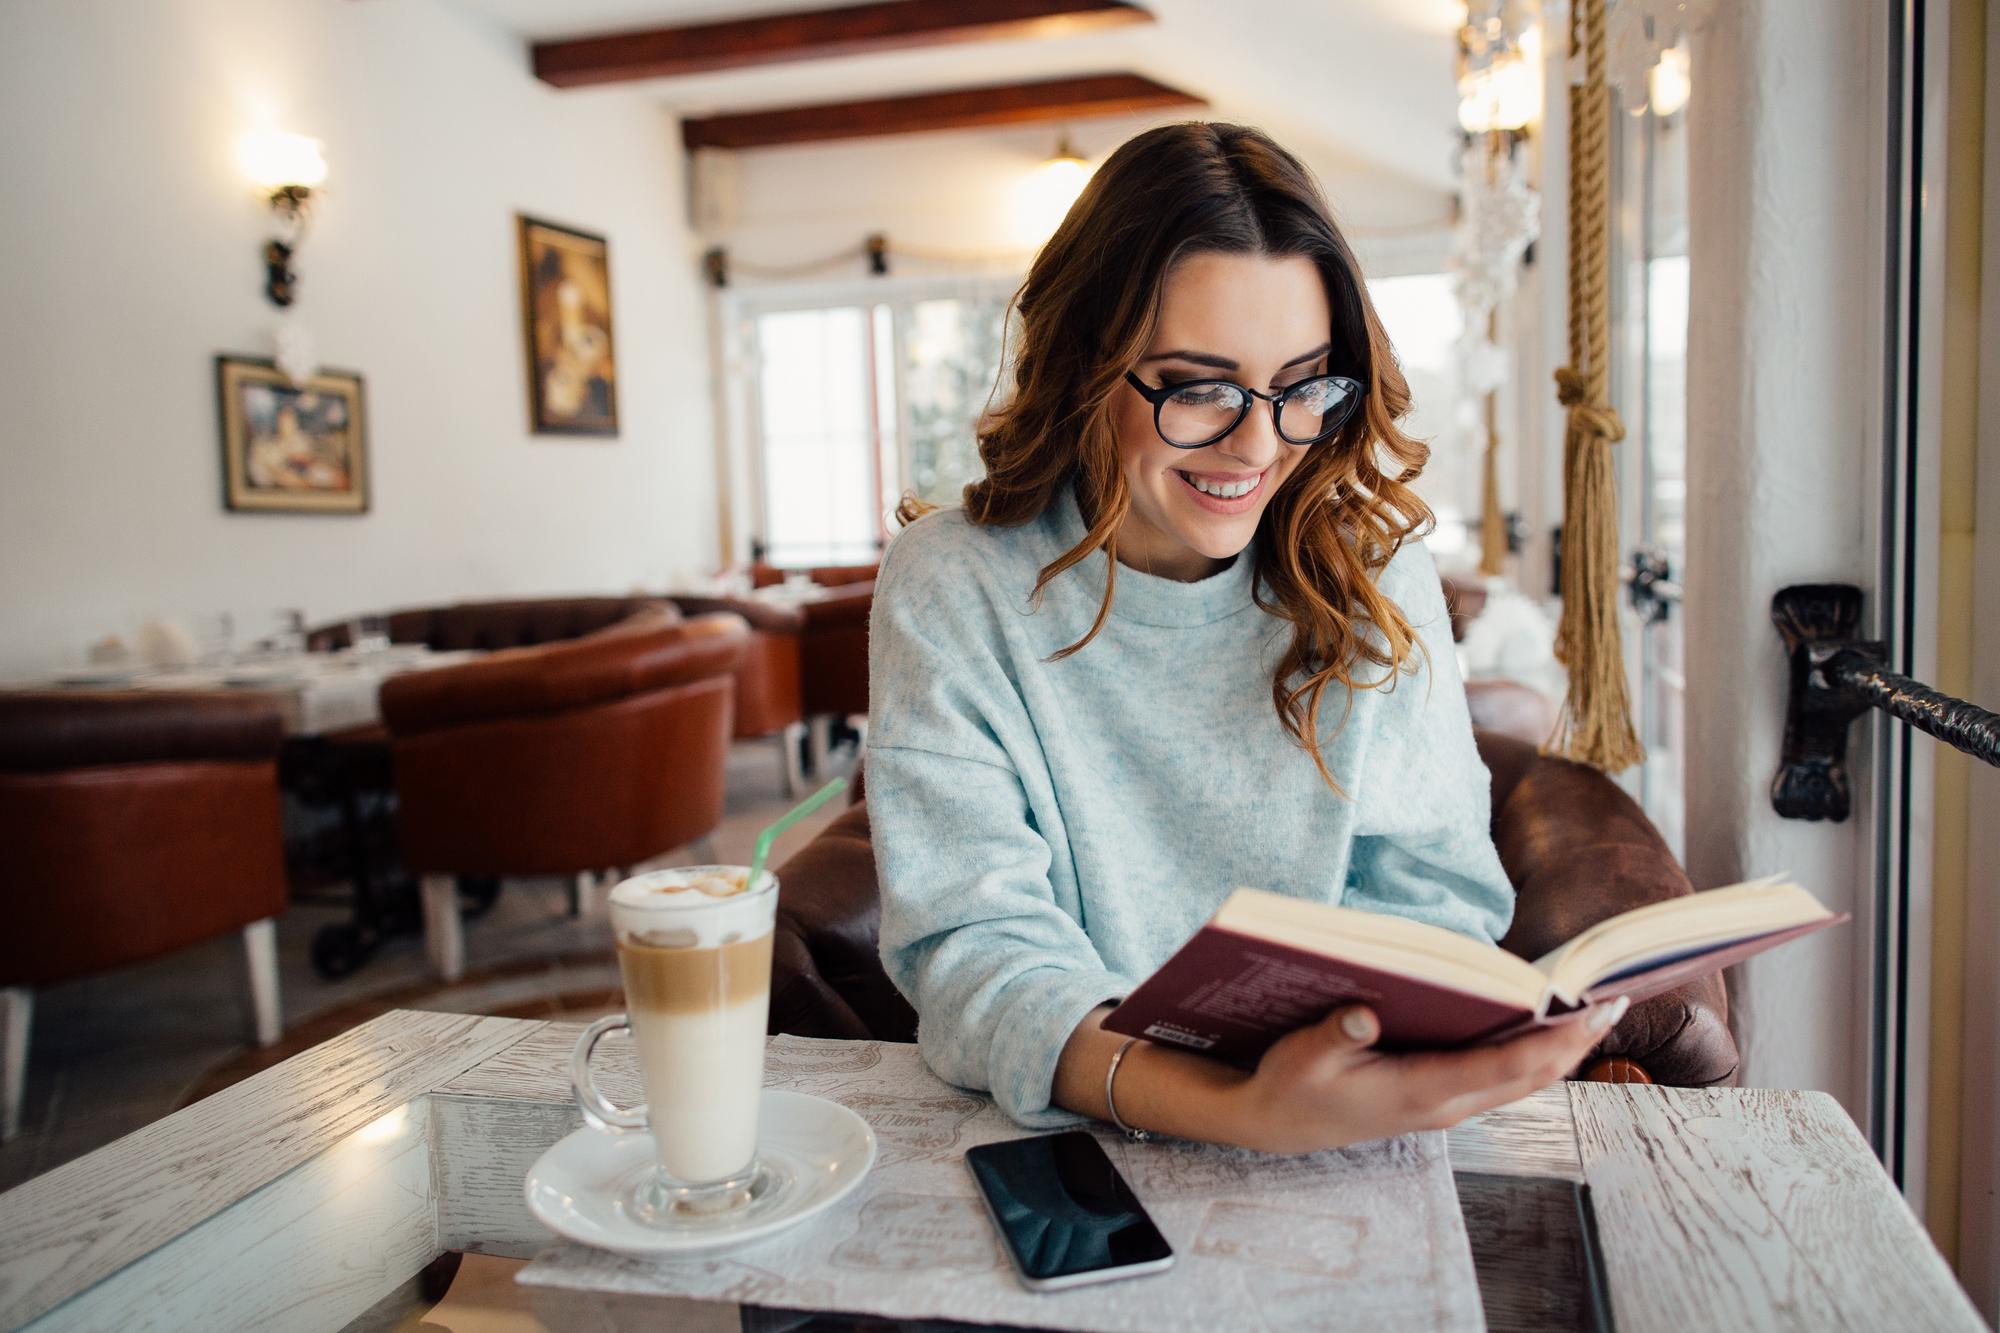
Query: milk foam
609 866 776 947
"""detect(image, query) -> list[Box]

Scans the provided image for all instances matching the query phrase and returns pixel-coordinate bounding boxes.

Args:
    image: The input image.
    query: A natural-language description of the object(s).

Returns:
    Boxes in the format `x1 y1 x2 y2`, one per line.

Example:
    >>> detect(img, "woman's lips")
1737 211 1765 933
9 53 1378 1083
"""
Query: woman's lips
1173 466 1268 515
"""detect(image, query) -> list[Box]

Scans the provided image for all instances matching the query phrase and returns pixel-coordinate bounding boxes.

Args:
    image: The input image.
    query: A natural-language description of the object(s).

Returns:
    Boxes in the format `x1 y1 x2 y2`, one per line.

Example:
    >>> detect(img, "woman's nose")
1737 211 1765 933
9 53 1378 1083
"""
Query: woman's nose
1214 406 1284 470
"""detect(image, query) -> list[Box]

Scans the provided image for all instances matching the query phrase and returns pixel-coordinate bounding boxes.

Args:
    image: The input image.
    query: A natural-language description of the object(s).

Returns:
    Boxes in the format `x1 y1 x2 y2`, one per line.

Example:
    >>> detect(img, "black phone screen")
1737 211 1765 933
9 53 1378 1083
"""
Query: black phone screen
964 1132 1174 1284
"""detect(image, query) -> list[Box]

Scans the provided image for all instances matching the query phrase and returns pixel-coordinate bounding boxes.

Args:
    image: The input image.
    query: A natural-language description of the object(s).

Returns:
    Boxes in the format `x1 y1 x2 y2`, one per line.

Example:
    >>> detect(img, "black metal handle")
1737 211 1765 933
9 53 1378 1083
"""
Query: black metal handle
1772 584 2000 820
1625 548 1683 625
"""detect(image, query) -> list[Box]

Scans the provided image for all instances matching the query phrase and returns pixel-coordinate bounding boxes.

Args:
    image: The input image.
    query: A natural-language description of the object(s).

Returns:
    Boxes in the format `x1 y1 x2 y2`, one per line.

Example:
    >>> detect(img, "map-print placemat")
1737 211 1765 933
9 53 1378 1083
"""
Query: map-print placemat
517 1035 1483 1332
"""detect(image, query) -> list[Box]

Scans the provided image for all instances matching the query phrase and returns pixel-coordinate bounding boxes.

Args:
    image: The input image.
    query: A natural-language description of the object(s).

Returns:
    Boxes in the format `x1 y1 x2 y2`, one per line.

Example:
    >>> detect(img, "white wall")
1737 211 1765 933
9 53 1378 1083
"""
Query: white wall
1683 0 1889 1120
0 0 716 677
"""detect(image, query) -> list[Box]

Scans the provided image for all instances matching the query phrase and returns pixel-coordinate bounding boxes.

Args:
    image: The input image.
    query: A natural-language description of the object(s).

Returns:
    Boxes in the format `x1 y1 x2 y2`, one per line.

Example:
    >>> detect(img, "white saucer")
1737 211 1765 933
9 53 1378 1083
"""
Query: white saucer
525 1090 876 1256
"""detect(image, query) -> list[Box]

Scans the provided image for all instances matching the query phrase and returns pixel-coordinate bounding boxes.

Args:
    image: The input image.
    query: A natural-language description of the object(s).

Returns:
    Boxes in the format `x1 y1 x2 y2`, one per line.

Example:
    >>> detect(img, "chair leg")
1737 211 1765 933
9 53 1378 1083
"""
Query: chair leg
1 987 29 1144
808 715 835 779
779 723 808 797
241 920 282 1047
420 874 465 982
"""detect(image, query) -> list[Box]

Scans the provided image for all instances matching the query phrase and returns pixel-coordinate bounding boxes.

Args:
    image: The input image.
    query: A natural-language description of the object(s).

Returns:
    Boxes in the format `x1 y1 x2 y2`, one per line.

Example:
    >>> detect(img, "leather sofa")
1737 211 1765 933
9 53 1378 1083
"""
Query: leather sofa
379 610 750 980
0 692 289 1140
765 730 1737 1089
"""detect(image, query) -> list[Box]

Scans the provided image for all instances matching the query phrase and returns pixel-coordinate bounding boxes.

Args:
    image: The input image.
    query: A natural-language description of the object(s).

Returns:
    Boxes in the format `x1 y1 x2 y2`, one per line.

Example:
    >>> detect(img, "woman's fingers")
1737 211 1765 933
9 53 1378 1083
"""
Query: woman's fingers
1359 1000 1630 1130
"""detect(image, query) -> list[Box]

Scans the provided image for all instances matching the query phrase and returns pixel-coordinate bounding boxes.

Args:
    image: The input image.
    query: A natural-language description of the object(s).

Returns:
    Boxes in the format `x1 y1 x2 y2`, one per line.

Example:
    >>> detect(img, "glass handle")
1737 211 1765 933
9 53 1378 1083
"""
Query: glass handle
570 1014 648 1131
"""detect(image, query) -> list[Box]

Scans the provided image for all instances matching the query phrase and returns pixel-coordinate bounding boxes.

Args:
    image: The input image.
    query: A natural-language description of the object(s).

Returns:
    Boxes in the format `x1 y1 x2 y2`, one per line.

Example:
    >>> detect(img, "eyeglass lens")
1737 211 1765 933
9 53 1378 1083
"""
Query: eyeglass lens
1156 376 1356 447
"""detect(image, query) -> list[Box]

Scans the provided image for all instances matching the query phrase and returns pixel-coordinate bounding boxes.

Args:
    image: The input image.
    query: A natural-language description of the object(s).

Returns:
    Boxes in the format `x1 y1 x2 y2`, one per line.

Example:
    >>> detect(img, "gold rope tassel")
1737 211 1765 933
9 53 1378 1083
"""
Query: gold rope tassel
1547 0 1644 773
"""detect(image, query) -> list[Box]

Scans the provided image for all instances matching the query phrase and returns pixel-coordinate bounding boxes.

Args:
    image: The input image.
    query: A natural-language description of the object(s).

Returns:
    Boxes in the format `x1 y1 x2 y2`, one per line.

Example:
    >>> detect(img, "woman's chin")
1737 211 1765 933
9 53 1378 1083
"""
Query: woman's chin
1171 512 1260 562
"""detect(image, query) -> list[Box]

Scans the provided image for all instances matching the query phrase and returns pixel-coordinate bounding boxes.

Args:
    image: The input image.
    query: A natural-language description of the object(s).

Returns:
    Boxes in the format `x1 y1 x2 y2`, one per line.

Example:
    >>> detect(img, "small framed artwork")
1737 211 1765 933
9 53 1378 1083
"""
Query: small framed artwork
518 214 619 436
215 356 369 514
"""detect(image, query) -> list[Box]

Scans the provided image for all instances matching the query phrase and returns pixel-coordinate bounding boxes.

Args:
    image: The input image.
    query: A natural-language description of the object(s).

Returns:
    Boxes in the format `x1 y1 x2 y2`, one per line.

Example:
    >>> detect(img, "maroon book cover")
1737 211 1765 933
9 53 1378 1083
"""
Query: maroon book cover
1101 915 1847 1068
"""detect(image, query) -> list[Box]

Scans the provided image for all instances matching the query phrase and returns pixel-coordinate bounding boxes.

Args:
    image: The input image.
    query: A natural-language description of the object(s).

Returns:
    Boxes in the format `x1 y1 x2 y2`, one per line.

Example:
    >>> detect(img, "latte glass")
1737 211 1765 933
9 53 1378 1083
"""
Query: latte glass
570 865 781 1226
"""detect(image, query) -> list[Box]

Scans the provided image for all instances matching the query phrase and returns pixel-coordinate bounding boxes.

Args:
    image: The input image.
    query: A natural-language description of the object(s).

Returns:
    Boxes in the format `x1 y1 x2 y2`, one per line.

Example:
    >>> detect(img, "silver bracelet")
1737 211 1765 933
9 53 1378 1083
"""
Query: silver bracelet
1103 1037 1153 1143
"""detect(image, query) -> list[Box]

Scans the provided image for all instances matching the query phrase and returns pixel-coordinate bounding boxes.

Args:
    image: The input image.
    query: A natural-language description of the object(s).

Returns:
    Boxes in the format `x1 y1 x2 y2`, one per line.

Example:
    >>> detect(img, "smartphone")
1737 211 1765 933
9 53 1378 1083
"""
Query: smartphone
964 1131 1176 1291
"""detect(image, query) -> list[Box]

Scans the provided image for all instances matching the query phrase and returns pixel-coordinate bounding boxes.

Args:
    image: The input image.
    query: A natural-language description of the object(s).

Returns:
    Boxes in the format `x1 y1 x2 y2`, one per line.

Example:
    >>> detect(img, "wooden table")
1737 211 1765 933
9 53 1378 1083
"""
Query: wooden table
0 1012 1978 1332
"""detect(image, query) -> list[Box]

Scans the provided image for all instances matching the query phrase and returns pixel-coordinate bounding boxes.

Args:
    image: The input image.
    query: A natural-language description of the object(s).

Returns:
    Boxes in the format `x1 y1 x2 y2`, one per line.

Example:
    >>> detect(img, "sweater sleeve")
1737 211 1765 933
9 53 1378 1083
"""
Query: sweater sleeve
1341 542 1517 944
866 523 1129 1128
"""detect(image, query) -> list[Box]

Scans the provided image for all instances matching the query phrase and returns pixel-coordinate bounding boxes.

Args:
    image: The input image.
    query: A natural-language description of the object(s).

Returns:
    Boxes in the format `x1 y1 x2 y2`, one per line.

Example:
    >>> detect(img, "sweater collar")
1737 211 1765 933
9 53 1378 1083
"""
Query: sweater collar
1044 485 1259 628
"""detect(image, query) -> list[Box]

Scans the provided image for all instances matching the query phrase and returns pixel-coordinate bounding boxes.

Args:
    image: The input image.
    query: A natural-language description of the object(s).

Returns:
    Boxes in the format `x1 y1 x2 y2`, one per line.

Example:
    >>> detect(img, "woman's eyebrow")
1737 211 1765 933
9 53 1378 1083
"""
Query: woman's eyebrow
1142 342 1333 372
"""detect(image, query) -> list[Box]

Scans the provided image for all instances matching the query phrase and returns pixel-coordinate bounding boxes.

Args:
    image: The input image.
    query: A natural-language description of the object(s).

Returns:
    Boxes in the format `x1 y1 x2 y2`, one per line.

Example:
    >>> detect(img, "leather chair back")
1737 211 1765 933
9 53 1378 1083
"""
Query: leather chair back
799 583 873 720
0 693 288 988
669 596 806 740
767 730 1738 1088
382 613 748 876
750 563 879 589
310 596 674 653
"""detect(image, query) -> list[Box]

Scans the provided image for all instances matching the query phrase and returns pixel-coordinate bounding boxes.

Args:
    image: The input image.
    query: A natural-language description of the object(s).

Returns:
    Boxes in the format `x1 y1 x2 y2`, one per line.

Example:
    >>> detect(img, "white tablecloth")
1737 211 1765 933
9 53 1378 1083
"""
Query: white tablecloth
13 647 479 736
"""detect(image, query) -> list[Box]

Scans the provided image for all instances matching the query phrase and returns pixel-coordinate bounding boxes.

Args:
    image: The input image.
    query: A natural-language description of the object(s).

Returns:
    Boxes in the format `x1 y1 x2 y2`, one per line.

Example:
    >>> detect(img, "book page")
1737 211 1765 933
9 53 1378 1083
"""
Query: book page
519 1035 1485 1332
1534 875 1828 1000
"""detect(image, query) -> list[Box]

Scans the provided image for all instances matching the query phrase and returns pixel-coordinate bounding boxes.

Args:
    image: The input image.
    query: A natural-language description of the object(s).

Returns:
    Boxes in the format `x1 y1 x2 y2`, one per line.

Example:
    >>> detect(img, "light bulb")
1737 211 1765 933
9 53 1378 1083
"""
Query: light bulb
1650 45 1691 118
1011 140 1092 245
239 131 328 194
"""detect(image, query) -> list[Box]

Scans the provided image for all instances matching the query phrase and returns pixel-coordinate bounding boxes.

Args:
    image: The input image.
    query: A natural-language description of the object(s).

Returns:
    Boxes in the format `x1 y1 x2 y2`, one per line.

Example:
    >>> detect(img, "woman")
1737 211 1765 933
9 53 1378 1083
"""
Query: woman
866 122 1620 1152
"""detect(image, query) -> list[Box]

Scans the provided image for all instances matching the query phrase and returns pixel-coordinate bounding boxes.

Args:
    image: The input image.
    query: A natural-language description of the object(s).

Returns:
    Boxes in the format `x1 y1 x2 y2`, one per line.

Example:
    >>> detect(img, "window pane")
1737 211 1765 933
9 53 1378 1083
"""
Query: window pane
1366 274 1469 556
903 294 1011 507
755 308 880 565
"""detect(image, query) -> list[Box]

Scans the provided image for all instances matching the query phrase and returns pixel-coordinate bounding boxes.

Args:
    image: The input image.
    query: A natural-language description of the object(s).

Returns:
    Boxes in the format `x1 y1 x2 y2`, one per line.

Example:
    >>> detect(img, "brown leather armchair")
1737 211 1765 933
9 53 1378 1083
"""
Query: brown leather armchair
379 612 749 980
765 730 1737 1090
0 692 289 1141
795 582 874 777
669 596 808 795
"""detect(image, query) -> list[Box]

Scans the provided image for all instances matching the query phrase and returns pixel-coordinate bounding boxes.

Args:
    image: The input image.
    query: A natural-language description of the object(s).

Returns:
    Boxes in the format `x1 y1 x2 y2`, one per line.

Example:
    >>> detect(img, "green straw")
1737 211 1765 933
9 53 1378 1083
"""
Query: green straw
749 776 847 890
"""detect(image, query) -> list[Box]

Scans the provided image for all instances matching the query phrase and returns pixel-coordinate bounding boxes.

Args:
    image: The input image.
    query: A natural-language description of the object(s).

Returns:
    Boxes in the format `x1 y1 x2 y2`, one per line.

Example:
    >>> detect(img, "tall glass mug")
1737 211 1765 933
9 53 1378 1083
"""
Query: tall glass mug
570 866 780 1225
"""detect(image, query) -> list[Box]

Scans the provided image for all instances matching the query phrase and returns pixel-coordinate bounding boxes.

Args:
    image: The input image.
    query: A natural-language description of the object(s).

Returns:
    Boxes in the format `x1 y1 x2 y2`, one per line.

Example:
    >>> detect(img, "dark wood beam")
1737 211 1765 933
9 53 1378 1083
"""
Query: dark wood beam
533 0 1154 90
681 72 1203 150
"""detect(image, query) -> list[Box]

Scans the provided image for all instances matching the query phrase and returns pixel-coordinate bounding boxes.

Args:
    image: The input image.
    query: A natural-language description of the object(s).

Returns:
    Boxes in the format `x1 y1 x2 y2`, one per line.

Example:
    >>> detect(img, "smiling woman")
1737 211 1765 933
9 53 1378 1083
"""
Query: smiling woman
867 122 1614 1156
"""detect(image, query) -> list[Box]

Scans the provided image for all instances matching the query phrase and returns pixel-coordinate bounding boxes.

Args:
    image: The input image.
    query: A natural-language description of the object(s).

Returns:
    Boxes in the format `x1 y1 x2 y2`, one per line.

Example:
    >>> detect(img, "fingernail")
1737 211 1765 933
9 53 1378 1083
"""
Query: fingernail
1341 1009 1375 1041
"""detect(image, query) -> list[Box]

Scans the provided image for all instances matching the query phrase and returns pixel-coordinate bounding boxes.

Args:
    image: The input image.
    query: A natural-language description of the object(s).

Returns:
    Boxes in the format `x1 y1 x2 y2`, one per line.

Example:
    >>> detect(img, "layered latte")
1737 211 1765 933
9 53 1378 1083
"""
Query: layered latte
609 867 777 1186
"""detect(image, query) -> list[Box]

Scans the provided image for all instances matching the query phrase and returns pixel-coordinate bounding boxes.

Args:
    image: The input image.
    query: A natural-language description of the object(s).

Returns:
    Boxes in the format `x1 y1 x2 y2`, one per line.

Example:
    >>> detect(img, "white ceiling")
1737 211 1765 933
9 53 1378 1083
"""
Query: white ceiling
444 0 1466 196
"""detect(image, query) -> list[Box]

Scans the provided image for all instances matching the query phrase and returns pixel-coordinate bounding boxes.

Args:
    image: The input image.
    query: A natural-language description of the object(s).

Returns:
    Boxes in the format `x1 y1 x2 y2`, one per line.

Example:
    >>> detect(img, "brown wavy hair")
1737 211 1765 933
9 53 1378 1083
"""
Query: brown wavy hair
899 122 1433 788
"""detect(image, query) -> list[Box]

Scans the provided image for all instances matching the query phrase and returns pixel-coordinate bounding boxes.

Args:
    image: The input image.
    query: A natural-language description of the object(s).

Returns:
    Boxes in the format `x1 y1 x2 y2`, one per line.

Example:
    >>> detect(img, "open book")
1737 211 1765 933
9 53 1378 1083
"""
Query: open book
1102 875 1843 1065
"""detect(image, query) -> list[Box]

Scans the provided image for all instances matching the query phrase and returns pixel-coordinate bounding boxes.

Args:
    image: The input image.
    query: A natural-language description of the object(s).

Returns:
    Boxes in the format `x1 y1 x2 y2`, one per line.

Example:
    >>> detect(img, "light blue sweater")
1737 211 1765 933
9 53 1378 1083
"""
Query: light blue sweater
865 488 1513 1127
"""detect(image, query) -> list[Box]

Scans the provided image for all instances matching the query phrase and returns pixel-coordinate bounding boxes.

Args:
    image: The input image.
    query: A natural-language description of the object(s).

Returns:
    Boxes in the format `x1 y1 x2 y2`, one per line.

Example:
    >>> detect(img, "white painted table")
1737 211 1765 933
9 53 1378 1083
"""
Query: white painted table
0 1012 1979 1332
11 647 479 736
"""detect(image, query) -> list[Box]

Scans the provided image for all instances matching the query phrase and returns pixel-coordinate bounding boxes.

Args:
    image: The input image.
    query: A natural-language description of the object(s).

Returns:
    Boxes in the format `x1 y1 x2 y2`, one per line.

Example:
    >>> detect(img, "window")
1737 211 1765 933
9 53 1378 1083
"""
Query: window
1366 273 1472 557
740 281 1014 564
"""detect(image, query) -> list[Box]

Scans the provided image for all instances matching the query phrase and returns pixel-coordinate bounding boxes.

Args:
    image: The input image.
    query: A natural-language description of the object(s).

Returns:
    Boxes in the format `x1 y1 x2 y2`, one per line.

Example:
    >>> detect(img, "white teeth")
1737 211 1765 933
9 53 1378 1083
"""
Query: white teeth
1183 472 1257 499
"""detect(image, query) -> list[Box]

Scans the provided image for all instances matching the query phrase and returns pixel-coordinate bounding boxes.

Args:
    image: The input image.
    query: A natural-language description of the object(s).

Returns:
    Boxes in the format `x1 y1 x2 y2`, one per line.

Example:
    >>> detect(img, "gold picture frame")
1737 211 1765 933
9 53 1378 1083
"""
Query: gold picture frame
517 214 619 436
215 356 369 514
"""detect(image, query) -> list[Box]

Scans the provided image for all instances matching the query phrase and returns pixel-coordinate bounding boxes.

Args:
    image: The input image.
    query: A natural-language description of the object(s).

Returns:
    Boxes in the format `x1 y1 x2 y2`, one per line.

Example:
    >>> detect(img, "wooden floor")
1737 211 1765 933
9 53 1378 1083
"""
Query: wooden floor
0 739 855 1192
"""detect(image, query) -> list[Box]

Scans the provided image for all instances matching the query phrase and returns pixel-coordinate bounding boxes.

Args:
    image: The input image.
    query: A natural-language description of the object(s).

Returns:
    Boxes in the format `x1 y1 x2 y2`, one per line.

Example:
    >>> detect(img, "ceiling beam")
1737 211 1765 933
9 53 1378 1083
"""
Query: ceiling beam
533 0 1154 90
681 72 1204 150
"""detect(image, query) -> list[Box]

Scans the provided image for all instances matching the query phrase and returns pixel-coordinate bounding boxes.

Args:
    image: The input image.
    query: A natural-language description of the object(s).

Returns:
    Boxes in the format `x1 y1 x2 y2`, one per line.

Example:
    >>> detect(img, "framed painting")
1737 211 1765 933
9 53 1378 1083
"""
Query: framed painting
215 356 369 514
518 214 619 436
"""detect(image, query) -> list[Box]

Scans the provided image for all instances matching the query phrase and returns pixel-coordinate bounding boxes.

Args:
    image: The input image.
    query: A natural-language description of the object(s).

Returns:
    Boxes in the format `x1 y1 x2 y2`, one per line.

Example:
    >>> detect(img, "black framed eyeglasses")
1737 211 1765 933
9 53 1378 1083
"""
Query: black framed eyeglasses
1123 371 1366 449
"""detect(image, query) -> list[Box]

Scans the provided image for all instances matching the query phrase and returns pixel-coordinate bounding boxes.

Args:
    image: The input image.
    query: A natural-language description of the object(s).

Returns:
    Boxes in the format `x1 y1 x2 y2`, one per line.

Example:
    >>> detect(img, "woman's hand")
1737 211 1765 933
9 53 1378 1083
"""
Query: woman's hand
1222 998 1628 1154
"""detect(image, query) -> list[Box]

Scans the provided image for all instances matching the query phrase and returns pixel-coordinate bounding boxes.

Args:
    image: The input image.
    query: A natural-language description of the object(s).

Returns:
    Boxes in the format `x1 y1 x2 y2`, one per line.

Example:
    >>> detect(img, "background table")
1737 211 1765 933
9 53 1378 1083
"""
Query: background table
0 1012 1980 1332
10 647 479 736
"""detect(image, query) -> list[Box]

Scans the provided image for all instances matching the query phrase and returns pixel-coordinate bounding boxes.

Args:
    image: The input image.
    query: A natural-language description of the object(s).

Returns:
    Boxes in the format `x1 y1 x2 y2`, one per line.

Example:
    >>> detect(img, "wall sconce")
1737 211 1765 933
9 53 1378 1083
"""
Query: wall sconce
238 131 327 307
